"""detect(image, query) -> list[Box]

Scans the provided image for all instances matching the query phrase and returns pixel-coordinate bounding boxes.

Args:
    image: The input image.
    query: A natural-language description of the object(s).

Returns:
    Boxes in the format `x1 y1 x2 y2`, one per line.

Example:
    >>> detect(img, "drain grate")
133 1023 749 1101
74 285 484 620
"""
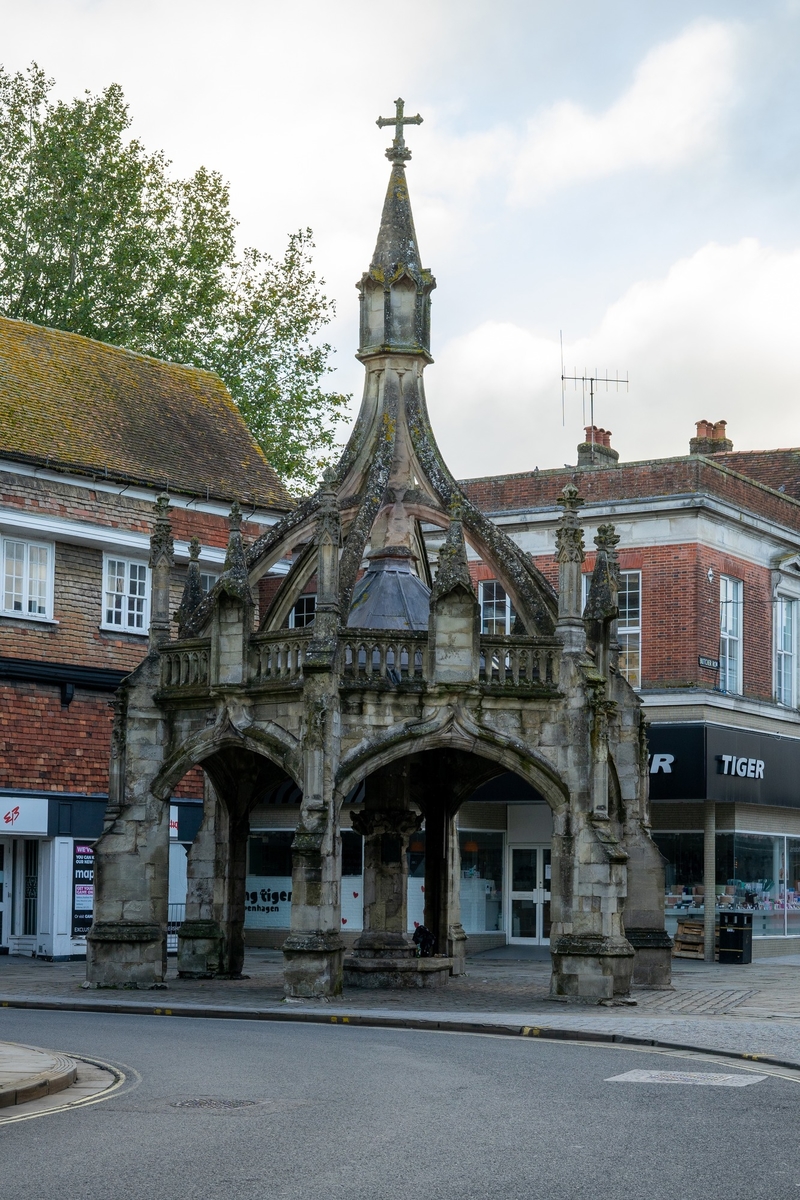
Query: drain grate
170 1098 258 1110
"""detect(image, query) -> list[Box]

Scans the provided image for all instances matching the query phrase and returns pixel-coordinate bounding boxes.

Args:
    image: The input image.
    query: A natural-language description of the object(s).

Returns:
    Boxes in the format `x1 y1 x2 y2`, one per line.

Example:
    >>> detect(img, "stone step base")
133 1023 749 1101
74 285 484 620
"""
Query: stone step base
344 955 453 989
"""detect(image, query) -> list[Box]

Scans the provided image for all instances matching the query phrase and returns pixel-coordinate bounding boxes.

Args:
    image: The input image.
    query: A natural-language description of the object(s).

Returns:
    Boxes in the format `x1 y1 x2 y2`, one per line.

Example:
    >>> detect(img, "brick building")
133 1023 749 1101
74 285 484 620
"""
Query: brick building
457 420 800 955
0 315 292 958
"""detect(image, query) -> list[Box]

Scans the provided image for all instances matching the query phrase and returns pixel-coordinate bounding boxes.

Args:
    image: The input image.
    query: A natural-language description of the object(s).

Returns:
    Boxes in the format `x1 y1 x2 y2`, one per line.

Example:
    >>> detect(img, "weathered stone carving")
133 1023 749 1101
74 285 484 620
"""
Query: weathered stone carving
175 536 204 637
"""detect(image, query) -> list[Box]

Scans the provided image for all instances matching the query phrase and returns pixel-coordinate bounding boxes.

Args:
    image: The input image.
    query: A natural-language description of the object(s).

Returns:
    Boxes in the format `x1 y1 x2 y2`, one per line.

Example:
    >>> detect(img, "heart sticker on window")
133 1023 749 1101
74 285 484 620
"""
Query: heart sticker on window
353 892 359 898
341 917 347 924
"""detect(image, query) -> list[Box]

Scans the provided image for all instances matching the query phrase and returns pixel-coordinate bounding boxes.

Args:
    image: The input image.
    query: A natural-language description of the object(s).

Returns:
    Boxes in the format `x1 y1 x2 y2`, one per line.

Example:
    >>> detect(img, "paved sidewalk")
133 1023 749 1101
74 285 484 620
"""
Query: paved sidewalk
1 948 798 1071
0 1041 77 1108
3 947 799 1017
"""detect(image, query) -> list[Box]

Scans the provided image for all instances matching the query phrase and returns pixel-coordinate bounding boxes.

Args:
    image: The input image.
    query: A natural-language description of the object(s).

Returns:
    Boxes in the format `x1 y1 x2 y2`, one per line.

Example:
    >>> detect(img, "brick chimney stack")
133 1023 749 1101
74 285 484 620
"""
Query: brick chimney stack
577 426 619 469
690 419 733 455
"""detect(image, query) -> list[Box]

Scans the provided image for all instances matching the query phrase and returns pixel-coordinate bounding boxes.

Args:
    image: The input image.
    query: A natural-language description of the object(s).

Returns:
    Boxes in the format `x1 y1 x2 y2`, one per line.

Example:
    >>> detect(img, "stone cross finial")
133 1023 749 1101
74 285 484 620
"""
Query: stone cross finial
228 500 242 534
377 97 423 163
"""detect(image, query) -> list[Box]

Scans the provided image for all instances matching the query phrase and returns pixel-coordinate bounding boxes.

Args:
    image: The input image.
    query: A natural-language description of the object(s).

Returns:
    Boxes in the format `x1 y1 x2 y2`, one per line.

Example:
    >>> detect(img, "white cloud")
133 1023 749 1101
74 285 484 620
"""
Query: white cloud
429 238 800 478
509 20 741 203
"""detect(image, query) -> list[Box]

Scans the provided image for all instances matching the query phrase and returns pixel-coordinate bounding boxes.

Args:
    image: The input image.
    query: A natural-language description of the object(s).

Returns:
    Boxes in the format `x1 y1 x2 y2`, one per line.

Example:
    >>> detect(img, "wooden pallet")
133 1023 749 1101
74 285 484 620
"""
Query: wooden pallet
672 920 719 960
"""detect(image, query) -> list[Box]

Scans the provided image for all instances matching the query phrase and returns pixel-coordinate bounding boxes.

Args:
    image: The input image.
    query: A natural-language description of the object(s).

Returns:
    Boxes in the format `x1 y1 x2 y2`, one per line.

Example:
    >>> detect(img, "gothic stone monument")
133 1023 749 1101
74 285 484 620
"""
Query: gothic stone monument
87 100 671 1001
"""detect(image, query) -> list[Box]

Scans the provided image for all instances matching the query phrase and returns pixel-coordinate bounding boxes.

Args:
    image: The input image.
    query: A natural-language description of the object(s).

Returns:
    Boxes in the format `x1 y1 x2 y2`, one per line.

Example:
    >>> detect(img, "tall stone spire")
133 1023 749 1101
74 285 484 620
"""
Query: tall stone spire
371 162 423 280
358 98 435 360
237 100 560 645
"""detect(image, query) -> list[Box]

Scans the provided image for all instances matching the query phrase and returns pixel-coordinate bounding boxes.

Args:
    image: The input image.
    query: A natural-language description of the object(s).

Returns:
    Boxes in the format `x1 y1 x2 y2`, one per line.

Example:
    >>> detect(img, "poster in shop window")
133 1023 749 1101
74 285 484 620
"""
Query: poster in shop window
72 843 95 937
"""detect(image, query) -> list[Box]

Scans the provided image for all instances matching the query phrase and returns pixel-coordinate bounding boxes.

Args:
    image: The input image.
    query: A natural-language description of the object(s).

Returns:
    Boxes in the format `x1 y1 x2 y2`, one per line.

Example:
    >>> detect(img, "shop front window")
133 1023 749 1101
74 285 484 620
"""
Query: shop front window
788 839 800 937
459 831 504 933
245 831 294 930
653 832 705 928
245 829 364 932
730 833 786 937
655 830 794 938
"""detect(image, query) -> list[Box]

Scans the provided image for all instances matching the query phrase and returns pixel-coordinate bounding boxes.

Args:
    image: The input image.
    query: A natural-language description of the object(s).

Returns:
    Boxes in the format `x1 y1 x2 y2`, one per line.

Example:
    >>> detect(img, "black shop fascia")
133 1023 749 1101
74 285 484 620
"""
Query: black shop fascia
646 723 800 809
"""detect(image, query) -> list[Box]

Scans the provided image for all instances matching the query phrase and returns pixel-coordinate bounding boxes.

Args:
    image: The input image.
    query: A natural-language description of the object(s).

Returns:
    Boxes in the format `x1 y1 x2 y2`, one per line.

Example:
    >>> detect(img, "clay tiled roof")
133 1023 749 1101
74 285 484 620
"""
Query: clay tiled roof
0 316 293 510
713 448 800 501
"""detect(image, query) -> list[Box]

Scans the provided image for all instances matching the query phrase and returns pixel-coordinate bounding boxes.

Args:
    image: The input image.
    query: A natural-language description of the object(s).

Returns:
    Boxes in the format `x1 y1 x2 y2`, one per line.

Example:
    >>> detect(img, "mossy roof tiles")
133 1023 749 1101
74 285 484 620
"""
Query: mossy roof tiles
0 315 292 510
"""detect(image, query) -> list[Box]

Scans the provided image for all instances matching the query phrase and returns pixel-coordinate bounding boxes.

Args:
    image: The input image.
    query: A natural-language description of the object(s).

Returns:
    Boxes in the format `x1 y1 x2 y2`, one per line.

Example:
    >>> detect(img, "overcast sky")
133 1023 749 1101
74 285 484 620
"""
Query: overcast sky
3 1 800 478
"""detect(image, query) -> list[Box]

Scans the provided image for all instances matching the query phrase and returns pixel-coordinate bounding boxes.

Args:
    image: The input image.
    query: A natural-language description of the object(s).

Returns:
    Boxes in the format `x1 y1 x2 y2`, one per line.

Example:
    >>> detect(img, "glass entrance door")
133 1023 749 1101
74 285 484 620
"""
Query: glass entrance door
508 845 551 945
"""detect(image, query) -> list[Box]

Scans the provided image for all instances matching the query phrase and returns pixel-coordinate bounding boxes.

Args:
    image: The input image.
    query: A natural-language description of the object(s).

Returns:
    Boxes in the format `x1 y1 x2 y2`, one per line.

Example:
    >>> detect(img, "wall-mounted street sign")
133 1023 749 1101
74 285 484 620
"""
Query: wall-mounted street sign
698 656 720 670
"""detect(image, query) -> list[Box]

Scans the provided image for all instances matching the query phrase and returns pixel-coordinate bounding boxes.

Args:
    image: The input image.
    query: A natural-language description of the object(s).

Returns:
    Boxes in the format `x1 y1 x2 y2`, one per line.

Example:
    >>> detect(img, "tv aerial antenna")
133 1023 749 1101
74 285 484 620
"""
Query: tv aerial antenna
560 331 629 464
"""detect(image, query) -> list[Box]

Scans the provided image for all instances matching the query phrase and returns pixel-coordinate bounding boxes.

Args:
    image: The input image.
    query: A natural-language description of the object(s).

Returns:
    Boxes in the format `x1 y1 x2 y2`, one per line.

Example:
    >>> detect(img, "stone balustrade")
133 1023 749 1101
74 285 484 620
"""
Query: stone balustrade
158 629 562 693
479 635 561 688
160 640 210 690
340 630 428 684
250 630 310 685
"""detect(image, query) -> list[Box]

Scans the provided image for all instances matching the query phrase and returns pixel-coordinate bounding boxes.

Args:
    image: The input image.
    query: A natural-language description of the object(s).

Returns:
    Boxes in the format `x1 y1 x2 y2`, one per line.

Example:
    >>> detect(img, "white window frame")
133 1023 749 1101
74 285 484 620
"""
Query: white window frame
617 570 641 688
478 580 513 635
775 594 797 708
1 536 55 622
719 575 743 695
288 594 316 629
100 554 150 635
199 571 219 596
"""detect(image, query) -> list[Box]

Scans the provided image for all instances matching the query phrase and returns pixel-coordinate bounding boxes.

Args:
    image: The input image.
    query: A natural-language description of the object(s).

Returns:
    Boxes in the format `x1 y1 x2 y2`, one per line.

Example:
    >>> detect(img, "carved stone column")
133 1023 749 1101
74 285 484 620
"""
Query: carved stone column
344 759 451 989
554 484 586 656
623 713 673 988
177 777 225 978
421 803 466 975
149 493 174 651
86 666 170 988
283 477 345 997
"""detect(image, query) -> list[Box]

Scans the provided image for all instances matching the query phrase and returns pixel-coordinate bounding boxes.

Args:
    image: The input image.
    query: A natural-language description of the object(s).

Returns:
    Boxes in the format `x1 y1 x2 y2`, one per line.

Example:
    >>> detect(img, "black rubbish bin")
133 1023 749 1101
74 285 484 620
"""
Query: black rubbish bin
718 911 753 964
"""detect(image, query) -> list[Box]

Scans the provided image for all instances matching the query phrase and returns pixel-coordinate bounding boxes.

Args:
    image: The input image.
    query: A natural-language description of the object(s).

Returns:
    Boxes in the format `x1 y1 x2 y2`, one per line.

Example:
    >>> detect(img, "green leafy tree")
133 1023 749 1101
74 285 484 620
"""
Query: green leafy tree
0 63 349 493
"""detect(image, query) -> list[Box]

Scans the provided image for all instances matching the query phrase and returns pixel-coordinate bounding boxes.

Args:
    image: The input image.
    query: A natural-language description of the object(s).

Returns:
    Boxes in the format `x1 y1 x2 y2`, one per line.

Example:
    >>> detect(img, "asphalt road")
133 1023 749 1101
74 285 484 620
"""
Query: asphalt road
1 1009 798 1200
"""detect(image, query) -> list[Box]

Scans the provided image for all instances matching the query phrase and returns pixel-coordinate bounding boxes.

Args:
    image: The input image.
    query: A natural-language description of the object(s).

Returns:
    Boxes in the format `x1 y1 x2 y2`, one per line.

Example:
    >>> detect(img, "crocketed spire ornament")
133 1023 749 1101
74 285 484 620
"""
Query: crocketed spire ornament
217 501 253 605
555 484 585 564
584 523 621 625
430 499 473 603
149 492 174 568
175 536 204 636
